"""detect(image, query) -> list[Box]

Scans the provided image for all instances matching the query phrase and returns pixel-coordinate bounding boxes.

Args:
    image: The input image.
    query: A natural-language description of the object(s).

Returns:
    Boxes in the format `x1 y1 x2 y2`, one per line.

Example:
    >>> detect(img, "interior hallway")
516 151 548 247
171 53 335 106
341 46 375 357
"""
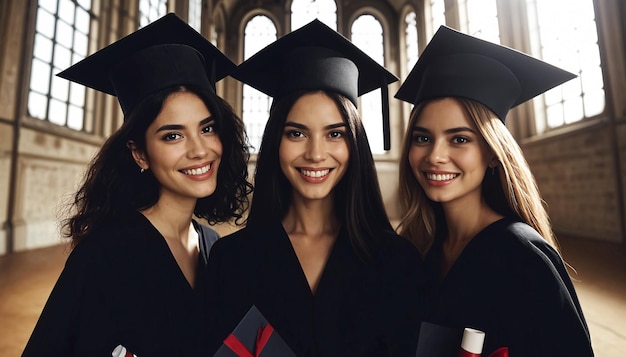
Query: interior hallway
1 234 624 356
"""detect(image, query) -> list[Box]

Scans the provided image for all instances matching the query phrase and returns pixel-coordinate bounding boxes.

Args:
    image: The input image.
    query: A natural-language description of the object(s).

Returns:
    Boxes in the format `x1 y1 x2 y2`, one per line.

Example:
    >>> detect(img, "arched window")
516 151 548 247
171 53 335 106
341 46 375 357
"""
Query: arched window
291 0 337 30
28 0 94 131
404 11 419 75
188 0 202 32
459 0 500 43
426 0 446 39
242 15 277 153
527 0 604 131
351 14 386 154
139 0 167 27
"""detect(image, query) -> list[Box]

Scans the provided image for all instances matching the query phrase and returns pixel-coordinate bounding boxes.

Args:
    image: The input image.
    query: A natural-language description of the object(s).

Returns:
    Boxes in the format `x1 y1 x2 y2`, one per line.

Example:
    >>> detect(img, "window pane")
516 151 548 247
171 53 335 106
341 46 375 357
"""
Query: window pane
28 92 48 120
461 0 500 43
56 19 74 47
30 59 51 93
69 82 85 106
58 0 75 25
49 98 67 126
583 89 605 117
428 0 446 39
51 75 69 101
76 8 90 33
68 105 84 130
242 16 277 153
77 0 90 10
291 0 337 30
188 0 202 32
546 103 564 127
73 31 88 56
33 34 53 62
53 43 71 69
36 8 56 37
528 0 604 130
139 0 167 27
39 0 57 14
352 15 385 153
404 12 418 76
564 97 584 123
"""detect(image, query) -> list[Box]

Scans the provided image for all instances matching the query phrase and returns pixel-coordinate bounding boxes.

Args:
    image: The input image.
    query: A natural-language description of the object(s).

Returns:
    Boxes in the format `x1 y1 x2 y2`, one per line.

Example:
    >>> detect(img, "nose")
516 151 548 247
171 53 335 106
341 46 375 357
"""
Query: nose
186 134 208 159
303 136 326 162
426 140 448 164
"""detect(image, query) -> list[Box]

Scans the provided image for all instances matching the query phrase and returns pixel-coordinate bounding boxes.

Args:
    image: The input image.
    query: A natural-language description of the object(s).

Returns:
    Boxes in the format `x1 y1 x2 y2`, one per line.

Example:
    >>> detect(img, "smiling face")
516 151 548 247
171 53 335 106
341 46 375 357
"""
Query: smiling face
131 90 222 206
278 92 349 202
408 97 492 208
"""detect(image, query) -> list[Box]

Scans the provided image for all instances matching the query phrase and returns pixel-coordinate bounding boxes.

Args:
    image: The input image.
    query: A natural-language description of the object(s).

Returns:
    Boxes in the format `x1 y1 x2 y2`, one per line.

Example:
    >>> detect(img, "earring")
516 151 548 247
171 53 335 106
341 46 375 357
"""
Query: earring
491 166 495 176
140 168 145 173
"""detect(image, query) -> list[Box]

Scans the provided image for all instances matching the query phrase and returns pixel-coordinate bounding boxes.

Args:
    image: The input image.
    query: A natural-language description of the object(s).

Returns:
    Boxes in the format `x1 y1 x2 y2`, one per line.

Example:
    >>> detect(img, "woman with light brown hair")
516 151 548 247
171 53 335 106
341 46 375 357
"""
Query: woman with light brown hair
395 26 594 356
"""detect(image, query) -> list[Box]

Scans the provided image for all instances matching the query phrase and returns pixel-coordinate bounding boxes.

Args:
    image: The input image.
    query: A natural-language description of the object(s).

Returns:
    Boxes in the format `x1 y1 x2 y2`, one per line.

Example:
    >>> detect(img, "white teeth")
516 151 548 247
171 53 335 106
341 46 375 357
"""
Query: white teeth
182 164 210 176
301 169 330 178
426 173 458 181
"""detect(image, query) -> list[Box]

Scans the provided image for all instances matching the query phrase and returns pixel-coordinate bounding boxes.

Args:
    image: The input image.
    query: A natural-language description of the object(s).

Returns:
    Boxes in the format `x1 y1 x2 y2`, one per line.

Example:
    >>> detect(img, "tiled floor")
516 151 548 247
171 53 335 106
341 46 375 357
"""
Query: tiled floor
1 234 624 356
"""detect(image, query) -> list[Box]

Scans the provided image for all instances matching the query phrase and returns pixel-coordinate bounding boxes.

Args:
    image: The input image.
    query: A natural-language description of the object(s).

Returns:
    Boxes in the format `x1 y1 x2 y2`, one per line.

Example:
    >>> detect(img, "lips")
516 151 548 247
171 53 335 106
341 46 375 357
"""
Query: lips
425 172 459 181
300 168 331 178
180 163 211 176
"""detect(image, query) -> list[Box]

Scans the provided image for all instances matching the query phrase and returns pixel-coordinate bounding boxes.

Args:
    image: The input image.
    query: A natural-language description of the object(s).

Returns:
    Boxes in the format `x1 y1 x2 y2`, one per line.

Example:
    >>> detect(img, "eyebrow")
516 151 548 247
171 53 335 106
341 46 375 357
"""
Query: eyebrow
155 116 214 133
412 125 476 135
284 121 347 130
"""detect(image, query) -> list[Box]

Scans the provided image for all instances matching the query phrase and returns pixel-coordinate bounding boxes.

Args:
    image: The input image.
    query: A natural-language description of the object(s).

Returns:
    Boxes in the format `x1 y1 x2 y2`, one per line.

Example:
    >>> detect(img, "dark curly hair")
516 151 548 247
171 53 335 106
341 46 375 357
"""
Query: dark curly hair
247 90 395 259
63 85 252 247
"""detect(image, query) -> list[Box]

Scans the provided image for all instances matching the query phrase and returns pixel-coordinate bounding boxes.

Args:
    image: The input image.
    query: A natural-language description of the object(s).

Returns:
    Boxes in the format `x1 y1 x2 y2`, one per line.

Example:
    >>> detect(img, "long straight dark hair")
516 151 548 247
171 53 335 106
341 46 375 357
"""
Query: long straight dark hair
63 85 252 247
247 90 395 259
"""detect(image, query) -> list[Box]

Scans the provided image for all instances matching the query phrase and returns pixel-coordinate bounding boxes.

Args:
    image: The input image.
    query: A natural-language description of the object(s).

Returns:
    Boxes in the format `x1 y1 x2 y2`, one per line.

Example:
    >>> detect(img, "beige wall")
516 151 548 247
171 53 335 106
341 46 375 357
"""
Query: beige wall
523 123 623 242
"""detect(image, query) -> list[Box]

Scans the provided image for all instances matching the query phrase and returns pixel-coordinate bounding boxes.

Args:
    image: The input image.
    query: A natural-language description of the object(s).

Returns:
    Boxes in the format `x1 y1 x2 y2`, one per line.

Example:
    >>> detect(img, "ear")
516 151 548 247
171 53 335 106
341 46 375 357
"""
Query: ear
127 141 149 170
488 157 499 168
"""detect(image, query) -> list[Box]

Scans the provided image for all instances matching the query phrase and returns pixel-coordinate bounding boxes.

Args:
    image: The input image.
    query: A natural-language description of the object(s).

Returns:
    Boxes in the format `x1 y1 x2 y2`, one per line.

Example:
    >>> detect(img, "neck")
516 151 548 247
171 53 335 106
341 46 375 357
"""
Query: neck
140 194 196 242
441 197 503 245
282 195 339 238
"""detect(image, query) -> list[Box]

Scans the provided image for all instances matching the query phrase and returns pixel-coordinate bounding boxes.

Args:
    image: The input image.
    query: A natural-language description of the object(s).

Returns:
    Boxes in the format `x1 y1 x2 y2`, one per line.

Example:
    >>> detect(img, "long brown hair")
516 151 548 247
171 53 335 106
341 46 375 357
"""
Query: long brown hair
397 97 558 255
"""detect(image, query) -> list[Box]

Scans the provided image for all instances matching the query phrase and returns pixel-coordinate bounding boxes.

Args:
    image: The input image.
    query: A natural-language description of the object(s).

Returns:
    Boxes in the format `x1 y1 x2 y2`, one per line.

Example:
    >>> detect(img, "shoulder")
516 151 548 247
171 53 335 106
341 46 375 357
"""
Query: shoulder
70 212 153 261
484 218 569 288
488 218 561 264
372 231 423 275
208 225 266 263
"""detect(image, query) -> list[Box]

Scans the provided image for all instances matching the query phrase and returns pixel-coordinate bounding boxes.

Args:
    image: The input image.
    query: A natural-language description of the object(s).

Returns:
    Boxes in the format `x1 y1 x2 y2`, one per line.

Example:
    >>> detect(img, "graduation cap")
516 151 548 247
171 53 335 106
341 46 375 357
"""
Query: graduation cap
214 305 297 357
395 26 576 122
57 13 235 116
232 19 398 150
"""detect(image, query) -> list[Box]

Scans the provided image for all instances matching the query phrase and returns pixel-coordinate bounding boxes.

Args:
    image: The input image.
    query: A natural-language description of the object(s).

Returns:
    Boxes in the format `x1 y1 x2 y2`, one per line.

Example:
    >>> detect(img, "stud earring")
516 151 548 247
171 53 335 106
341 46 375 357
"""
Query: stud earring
140 168 145 173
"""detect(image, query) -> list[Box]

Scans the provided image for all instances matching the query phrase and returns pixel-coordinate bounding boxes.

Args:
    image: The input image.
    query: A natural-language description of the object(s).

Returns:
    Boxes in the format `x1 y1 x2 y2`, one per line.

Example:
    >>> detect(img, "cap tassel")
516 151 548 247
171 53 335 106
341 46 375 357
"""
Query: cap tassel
381 82 391 150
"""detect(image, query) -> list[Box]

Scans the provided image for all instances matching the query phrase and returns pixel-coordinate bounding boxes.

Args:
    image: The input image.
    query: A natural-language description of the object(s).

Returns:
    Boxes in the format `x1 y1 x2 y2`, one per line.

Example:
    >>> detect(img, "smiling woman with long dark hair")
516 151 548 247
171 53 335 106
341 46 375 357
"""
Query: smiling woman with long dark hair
206 20 423 357
22 14 251 357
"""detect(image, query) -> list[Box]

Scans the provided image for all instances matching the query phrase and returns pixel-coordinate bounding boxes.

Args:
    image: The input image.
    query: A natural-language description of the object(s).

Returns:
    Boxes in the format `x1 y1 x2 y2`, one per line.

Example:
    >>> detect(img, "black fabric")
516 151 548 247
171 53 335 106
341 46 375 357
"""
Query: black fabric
22 212 219 357
206 221 423 357
394 26 576 121
420 217 594 356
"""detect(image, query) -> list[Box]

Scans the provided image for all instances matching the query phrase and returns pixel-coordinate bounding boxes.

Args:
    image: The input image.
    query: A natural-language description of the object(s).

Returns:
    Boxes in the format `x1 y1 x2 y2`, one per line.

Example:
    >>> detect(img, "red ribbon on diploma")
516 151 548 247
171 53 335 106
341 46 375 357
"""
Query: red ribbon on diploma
223 324 275 357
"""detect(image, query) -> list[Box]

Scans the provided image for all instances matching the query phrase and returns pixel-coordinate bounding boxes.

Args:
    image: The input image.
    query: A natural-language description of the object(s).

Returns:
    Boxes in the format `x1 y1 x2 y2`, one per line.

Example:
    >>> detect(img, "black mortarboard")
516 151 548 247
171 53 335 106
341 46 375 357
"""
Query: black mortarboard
57 13 235 116
395 26 576 121
232 19 398 149
213 305 297 357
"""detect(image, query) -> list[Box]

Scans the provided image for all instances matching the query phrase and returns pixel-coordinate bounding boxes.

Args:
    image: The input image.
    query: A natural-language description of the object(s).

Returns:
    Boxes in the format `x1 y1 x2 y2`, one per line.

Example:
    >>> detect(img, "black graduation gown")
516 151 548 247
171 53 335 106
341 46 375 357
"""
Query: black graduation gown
22 211 219 357
206 221 423 357
421 217 594 356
